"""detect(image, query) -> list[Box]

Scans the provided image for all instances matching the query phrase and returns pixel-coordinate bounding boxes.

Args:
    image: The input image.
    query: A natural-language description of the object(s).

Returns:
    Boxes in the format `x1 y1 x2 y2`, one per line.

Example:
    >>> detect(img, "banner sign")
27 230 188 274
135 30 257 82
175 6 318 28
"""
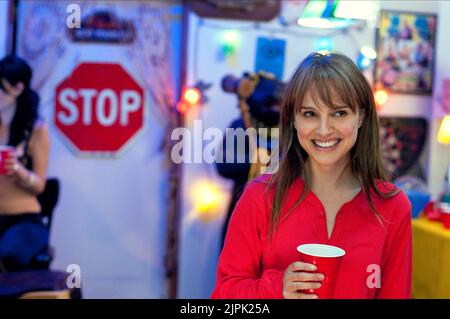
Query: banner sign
69 10 136 43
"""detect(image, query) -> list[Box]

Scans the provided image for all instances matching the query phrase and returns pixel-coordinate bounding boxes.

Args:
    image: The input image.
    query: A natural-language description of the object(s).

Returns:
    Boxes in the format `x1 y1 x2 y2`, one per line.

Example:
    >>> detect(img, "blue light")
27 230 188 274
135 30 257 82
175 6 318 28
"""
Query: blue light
315 37 333 52
356 52 372 70
361 57 371 68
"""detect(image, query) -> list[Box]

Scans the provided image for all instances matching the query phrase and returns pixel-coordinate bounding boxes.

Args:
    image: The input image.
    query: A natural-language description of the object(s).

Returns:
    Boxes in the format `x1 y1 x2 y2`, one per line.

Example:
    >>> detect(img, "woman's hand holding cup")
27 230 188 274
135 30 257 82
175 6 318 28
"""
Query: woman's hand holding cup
282 261 324 299
2 149 23 178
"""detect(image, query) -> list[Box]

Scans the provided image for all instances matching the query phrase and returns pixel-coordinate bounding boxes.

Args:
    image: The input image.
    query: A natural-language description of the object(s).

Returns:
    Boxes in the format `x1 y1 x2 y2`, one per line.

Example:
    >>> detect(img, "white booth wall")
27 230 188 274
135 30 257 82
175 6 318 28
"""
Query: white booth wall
179 0 446 298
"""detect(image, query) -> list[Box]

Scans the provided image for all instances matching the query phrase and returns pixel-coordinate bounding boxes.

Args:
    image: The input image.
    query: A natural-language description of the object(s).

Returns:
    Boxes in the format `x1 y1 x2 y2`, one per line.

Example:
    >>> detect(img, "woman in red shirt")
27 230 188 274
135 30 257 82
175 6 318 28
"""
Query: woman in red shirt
211 52 412 299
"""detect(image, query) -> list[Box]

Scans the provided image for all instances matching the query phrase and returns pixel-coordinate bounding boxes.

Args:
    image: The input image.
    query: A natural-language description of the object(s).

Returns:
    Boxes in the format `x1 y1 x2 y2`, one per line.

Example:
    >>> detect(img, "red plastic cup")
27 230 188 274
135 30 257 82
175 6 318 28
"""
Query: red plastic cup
0 146 14 175
297 243 345 299
439 203 450 229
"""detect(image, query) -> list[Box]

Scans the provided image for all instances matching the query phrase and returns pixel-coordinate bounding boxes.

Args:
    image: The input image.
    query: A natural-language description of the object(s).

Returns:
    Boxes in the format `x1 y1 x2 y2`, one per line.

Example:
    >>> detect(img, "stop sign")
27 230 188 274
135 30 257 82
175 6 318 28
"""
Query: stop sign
55 63 144 156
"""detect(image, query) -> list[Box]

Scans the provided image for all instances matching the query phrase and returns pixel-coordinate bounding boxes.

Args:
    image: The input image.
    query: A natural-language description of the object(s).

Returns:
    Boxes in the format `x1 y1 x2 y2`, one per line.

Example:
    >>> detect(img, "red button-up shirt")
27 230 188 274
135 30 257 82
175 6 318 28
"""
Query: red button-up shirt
211 174 412 299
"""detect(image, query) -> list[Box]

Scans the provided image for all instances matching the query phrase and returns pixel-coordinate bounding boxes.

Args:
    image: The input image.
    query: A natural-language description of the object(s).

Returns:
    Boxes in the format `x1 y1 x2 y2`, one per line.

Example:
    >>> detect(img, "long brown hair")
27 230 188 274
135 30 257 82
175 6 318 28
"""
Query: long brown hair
267 52 397 238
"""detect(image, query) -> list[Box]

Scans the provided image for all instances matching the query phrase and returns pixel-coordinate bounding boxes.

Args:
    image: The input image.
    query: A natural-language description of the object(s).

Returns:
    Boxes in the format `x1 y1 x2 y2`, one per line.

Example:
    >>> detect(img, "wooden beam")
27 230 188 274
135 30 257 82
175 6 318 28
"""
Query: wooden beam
165 0 189 299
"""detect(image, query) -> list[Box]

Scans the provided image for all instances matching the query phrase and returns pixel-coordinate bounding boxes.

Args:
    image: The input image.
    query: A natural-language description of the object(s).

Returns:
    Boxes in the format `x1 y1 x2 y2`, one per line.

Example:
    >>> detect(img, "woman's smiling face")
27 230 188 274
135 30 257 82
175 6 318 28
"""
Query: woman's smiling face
294 89 364 169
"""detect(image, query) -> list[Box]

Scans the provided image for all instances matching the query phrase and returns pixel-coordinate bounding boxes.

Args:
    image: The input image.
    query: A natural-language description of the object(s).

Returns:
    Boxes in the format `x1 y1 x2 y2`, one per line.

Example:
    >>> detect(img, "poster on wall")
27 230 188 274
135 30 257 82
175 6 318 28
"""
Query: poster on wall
379 117 428 181
374 10 437 95
254 37 286 80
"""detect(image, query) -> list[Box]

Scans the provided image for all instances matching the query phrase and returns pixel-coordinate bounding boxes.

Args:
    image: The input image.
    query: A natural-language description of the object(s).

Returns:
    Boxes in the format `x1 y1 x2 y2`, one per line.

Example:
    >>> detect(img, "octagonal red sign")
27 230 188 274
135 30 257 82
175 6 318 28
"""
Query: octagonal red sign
55 63 144 156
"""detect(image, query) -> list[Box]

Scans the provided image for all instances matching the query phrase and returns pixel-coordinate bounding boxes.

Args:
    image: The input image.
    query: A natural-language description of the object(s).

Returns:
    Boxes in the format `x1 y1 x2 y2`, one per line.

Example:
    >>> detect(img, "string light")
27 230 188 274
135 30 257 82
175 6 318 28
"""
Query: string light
437 115 450 145
220 30 240 57
357 47 377 70
177 87 202 114
361 46 377 60
356 53 370 70
315 37 334 52
183 88 201 106
192 180 224 221
176 101 188 114
374 89 389 108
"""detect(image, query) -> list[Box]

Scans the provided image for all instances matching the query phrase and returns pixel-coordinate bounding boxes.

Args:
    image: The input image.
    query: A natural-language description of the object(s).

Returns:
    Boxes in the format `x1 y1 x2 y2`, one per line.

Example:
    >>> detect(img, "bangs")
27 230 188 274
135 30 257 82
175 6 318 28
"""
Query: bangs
294 61 360 113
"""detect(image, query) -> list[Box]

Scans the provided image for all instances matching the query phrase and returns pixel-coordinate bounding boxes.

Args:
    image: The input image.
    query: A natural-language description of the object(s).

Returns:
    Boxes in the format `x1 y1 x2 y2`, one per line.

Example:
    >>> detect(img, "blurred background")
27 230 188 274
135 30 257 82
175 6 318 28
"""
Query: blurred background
0 0 449 299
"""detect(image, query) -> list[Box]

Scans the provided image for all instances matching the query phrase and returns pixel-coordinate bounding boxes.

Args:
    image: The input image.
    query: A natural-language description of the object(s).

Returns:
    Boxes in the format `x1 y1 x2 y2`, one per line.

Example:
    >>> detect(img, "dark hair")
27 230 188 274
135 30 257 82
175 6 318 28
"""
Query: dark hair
0 55 39 147
267 52 397 238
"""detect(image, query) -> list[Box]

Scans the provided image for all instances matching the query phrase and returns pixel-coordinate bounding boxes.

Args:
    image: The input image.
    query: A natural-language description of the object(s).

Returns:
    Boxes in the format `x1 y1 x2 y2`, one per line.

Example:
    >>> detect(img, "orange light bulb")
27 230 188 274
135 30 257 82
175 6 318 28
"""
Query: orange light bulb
183 88 201 106
375 89 389 108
